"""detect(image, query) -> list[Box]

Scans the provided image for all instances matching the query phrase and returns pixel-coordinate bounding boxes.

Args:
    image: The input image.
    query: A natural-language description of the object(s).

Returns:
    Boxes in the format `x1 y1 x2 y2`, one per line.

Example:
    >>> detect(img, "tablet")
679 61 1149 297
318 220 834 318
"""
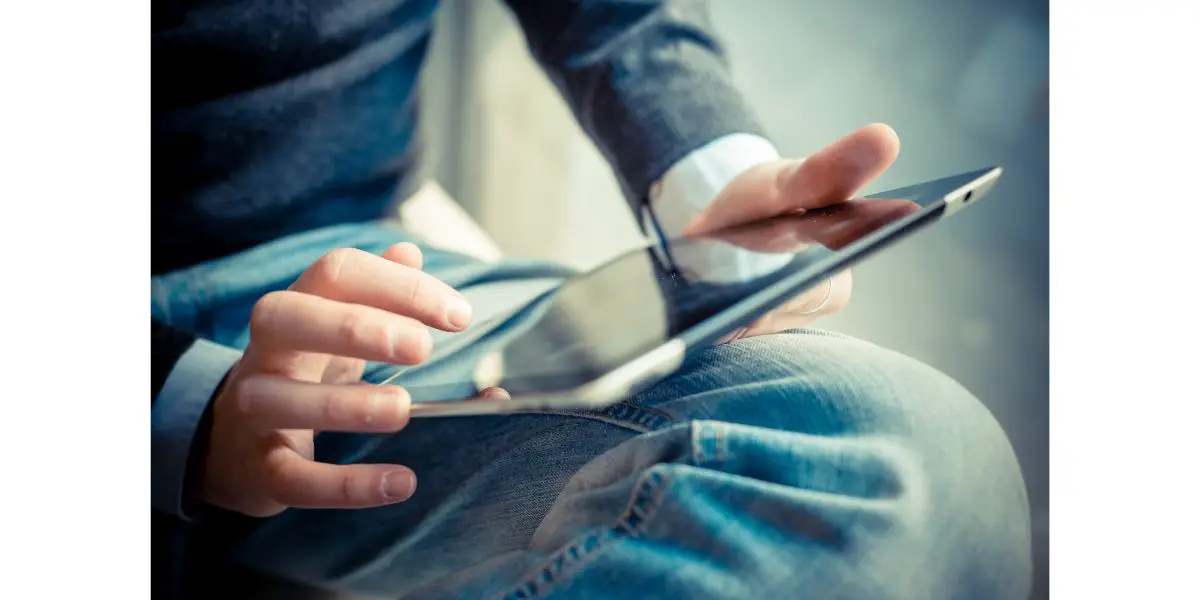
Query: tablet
405 166 1003 417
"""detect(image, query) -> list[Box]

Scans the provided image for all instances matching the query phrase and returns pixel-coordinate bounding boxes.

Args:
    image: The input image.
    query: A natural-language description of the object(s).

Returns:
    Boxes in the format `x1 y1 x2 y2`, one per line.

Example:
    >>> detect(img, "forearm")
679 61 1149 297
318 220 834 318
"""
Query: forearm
504 0 769 204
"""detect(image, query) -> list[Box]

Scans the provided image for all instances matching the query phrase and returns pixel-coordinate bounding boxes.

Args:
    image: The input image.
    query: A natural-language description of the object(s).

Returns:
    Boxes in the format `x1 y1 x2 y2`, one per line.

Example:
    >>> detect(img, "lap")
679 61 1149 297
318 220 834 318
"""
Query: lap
156 224 1029 599
207 331 1030 600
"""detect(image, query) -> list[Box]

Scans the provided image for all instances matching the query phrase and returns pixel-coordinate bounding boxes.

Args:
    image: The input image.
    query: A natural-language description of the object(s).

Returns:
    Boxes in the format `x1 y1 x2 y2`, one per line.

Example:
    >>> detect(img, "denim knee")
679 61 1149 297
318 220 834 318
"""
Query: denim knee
764 330 1031 597
632 329 1033 597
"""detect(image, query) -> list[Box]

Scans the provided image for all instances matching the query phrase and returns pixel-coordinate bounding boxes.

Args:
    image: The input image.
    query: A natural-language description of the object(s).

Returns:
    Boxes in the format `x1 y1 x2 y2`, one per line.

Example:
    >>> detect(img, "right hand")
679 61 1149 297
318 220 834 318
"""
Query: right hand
198 243 474 517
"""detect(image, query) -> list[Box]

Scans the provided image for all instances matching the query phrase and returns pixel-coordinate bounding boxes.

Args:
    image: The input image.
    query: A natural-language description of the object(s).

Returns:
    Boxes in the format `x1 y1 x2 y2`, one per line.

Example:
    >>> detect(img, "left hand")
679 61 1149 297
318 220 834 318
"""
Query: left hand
681 123 901 339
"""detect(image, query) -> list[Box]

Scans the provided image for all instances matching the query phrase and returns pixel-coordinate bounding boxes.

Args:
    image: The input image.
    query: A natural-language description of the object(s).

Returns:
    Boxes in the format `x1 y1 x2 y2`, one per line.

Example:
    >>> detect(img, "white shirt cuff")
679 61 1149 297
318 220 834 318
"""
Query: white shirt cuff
151 338 242 519
645 133 794 282
646 133 782 238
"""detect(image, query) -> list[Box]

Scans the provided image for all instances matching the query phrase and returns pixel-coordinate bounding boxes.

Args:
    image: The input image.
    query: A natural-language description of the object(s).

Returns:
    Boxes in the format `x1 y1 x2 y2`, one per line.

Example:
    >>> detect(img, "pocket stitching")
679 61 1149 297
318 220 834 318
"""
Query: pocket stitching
492 466 673 600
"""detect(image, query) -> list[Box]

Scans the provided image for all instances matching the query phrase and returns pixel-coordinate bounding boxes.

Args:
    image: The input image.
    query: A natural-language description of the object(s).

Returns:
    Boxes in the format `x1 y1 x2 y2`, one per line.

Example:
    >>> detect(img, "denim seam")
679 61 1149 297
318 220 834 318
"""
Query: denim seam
597 401 676 431
532 401 676 434
493 467 673 600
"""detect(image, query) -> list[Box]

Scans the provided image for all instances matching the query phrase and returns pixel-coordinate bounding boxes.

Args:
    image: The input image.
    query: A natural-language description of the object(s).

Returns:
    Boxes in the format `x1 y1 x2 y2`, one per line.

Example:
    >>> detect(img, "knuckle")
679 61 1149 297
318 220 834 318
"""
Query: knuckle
341 473 356 505
772 160 803 196
318 388 342 425
338 310 392 358
350 389 377 426
262 461 296 505
398 326 431 364
322 357 365 385
410 329 433 363
405 271 426 307
317 387 363 427
337 311 363 346
231 377 263 419
311 248 357 289
249 291 288 338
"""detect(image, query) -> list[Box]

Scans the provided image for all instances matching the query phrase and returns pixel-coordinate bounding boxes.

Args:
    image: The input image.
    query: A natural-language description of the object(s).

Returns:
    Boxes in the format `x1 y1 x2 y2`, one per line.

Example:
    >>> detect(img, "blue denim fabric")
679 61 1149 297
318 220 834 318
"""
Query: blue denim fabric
153 222 1032 599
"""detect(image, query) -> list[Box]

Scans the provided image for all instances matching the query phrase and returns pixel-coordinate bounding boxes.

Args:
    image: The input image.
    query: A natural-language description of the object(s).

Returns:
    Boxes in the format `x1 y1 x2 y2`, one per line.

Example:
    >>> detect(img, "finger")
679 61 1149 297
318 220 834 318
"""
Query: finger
681 124 901 237
741 270 854 337
250 290 433 364
292 248 471 331
772 271 852 318
716 325 754 345
695 196 918 254
478 386 510 400
789 270 852 315
788 197 921 250
382 242 423 271
701 214 822 252
237 376 411 432
265 451 417 508
778 123 901 209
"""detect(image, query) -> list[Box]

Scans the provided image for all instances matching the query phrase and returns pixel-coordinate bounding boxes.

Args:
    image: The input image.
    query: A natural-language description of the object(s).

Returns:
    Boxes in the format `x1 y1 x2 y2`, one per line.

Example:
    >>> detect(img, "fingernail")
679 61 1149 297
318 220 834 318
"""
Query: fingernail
382 470 416 501
445 295 473 330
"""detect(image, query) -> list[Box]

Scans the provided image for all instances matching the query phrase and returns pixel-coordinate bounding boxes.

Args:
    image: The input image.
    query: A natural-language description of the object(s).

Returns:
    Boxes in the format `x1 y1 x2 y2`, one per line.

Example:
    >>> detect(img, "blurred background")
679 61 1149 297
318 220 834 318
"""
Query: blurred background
419 0 1048 597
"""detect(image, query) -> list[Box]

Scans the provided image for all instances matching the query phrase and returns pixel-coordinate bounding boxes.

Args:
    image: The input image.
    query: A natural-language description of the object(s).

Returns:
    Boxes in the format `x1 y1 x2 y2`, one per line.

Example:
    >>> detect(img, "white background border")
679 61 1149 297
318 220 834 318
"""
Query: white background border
1049 0 1200 596
2 0 150 596
2 0 1199 597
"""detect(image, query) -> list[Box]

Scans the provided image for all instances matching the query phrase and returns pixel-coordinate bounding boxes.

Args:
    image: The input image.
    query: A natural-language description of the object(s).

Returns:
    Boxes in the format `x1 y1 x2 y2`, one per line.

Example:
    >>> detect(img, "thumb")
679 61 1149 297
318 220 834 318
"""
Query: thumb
777 122 900 210
683 123 900 236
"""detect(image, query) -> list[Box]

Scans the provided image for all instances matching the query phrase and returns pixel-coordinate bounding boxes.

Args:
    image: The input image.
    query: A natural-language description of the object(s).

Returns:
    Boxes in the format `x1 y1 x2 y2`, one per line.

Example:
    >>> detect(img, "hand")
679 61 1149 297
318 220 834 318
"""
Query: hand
199 243 474 517
682 123 902 338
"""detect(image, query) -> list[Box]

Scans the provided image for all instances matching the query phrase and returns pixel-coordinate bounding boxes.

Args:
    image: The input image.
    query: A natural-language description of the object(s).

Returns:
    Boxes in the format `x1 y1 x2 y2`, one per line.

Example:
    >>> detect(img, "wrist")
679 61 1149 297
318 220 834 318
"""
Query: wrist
644 133 782 239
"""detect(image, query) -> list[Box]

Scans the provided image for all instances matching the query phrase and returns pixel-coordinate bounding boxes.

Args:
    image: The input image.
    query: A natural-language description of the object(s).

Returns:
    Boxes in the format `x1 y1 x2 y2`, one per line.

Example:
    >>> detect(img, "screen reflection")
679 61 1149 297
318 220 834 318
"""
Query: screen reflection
480 196 924 393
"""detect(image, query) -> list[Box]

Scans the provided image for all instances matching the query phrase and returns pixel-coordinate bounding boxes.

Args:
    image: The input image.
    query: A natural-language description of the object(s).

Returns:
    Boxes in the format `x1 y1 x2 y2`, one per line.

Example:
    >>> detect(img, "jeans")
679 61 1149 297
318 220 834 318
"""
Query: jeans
152 222 1032 599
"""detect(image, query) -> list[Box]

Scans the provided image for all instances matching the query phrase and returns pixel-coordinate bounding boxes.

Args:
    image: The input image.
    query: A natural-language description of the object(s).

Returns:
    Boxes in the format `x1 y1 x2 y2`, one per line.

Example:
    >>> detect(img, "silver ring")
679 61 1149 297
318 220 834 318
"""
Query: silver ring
796 277 834 315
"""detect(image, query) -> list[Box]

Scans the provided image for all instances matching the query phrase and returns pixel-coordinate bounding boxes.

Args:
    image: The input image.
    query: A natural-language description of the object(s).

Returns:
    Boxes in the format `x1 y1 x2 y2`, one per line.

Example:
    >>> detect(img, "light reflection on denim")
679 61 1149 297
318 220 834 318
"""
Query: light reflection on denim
152 222 1032 599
